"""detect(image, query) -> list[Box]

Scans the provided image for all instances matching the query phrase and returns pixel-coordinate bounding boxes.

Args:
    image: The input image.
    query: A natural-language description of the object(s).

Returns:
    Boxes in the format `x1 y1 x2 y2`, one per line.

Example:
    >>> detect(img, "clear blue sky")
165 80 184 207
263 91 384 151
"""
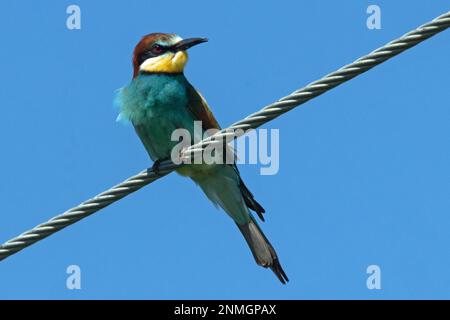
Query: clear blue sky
0 1 449 299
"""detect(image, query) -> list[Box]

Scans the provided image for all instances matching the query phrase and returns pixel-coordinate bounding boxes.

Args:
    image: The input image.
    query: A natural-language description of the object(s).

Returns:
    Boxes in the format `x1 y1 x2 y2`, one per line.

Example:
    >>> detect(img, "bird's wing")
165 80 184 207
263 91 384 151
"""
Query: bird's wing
184 81 236 163
185 82 266 222
184 81 221 131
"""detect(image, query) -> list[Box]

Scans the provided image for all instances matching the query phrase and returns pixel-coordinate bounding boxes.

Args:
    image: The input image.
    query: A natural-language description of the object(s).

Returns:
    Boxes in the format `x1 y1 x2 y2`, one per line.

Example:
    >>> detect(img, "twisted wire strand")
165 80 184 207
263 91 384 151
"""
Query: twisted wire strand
182 11 450 154
1 11 449 262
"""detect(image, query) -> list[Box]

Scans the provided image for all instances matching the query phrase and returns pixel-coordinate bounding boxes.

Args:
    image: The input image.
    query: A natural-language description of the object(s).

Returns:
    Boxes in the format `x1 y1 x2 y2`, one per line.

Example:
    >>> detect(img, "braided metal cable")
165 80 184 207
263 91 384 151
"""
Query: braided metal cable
1 11 449 262
182 11 450 154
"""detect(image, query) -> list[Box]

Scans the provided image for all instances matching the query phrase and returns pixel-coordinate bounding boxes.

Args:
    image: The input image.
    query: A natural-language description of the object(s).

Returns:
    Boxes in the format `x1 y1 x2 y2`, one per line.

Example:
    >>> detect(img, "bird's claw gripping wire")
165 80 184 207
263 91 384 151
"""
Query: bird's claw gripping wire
151 157 170 175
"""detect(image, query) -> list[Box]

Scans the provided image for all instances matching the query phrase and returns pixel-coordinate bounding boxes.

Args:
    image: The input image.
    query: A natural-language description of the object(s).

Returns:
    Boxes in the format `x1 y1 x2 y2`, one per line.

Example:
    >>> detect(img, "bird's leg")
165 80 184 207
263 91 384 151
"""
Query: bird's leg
151 157 170 175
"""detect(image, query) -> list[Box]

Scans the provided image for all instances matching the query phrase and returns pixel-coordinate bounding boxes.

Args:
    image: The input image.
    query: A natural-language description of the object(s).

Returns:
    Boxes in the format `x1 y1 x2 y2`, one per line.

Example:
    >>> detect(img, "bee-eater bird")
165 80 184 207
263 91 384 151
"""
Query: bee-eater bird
116 33 288 284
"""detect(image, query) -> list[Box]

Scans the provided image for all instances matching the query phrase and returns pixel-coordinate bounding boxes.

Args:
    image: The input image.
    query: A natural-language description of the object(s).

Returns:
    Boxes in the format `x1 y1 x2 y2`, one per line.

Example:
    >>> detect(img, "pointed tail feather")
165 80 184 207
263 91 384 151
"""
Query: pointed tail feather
237 216 289 284
192 166 287 283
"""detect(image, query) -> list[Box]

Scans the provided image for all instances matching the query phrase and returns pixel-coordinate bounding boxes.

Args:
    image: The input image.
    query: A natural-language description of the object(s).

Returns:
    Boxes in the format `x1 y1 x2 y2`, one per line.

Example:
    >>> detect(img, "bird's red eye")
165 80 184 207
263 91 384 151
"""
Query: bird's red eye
151 44 164 55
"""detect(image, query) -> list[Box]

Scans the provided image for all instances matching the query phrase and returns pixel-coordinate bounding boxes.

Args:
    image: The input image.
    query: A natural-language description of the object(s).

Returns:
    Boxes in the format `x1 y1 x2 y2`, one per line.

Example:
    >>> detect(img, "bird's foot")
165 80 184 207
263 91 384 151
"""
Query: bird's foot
151 157 170 175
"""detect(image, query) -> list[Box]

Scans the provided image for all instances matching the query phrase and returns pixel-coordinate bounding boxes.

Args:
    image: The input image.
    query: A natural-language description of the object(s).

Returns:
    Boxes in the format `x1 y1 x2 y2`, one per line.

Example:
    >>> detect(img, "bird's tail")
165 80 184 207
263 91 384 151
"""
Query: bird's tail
191 165 288 284
237 216 289 284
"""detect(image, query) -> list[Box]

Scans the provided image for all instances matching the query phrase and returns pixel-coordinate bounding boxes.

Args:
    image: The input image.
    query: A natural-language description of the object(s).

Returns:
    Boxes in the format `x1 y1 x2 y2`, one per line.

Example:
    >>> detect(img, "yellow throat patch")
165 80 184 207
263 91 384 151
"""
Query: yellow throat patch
140 51 188 74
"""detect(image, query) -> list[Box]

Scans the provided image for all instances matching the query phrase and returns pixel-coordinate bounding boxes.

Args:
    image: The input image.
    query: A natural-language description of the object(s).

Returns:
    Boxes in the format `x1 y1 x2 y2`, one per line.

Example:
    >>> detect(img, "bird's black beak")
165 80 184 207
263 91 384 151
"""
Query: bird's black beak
173 38 208 51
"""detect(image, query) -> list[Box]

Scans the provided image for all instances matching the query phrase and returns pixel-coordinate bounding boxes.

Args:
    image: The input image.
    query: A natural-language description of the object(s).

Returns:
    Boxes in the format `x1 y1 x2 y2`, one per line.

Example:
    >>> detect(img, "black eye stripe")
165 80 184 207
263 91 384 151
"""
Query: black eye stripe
151 44 163 53
137 52 153 66
137 44 171 66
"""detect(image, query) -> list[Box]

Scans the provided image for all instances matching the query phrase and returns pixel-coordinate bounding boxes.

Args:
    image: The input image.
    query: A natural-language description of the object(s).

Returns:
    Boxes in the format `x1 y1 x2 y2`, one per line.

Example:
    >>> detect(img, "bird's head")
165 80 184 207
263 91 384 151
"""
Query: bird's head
132 33 207 78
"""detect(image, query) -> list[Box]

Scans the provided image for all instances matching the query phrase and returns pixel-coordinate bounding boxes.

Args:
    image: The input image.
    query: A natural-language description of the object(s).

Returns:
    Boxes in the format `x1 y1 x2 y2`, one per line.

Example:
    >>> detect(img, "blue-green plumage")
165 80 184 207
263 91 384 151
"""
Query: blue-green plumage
118 33 288 284
118 74 194 160
117 73 250 224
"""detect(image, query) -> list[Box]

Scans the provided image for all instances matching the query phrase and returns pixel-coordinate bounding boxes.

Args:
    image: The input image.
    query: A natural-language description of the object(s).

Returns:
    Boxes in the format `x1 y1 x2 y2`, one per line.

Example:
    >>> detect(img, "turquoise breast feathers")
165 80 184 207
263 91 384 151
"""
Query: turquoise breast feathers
116 74 196 160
